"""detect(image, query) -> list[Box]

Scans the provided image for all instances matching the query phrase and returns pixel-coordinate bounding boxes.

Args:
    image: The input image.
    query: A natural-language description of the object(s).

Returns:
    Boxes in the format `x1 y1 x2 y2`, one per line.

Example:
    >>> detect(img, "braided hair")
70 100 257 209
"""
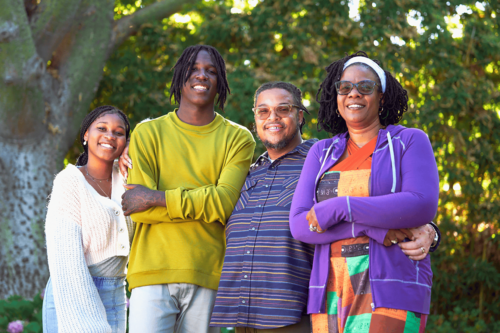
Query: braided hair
169 45 230 111
76 105 131 166
316 51 408 135
254 81 310 134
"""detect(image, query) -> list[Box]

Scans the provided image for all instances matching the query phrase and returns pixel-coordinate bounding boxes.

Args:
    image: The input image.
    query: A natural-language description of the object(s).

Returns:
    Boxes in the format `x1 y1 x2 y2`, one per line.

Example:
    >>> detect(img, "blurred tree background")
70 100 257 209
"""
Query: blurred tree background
2 0 498 331
89 0 500 331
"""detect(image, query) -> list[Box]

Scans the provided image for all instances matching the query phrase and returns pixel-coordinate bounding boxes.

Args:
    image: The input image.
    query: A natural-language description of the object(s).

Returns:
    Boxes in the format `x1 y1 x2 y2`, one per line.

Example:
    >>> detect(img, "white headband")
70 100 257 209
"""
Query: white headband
343 56 386 92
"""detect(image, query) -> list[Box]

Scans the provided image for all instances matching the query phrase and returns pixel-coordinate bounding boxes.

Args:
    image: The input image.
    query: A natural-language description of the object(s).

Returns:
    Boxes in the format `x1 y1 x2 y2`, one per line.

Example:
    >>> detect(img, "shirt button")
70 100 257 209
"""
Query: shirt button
242 300 246 304
247 251 250 254
121 244 125 249
114 210 120 216
258 205 262 207
265 185 269 187
244 275 248 278
119 228 124 232
252 227 256 231
371 303 375 308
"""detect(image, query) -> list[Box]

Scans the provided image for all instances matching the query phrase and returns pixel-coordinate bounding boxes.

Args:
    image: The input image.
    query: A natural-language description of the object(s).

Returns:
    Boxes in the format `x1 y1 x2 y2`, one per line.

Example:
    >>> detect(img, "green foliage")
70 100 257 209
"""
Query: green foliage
0 294 43 333
88 0 500 330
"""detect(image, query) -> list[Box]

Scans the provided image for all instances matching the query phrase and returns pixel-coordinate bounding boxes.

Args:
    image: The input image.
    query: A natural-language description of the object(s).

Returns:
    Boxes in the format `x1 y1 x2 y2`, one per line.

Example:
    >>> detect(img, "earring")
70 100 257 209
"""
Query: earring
336 109 340 117
379 106 383 116
83 140 87 145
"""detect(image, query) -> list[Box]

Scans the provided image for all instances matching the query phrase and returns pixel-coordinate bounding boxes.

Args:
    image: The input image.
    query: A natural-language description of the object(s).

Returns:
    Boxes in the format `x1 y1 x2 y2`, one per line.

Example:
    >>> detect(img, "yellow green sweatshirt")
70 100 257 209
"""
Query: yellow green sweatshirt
126 111 255 291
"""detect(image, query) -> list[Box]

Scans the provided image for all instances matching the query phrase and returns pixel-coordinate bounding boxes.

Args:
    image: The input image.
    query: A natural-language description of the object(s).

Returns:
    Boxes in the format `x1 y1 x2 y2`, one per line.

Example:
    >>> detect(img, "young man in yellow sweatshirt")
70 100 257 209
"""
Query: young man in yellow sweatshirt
120 45 255 333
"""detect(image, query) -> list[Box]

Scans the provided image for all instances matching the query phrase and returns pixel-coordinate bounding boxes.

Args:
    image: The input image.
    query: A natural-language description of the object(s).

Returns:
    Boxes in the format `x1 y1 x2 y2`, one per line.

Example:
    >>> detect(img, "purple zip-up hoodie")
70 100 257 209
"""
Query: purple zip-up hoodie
289 125 439 315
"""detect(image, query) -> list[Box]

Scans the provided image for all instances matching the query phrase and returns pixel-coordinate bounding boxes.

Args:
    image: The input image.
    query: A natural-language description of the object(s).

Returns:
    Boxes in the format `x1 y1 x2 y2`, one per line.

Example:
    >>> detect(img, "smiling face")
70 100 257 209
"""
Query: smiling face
254 88 303 156
84 113 128 164
337 65 384 130
180 50 218 109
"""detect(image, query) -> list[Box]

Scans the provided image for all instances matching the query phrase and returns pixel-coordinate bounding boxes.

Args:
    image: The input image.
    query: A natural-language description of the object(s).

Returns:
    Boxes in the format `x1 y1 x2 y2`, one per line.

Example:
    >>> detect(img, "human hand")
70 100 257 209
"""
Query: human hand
383 229 414 247
306 207 324 233
119 144 132 179
121 184 153 216
398 224 436 260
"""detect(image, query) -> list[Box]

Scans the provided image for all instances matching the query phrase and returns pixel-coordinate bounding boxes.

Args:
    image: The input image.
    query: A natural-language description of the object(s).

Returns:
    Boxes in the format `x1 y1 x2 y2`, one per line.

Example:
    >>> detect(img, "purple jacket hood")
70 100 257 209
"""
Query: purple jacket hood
289 125 439 315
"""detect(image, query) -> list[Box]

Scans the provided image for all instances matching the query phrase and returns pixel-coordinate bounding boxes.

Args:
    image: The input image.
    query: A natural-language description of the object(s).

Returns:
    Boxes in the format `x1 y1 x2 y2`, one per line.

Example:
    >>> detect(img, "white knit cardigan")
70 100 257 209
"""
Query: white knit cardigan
45 164 134 333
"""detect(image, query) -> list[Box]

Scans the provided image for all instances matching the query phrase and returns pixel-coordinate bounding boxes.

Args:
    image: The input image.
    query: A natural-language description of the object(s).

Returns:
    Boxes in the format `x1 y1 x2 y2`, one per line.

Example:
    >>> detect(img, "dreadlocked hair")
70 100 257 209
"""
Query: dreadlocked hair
316 50 409 135
169 45 230 111
76 105 131 166
254 81 310 134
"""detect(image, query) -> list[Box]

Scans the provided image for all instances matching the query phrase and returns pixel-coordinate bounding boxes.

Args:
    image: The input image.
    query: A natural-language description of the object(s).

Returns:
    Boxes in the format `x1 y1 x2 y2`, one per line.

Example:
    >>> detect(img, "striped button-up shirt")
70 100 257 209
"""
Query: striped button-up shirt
210 139 317 329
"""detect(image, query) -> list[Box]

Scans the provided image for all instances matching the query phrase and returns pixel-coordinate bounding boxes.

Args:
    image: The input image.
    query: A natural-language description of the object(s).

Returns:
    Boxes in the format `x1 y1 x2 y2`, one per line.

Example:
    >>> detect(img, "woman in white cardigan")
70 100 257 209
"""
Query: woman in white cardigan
43 105 134 333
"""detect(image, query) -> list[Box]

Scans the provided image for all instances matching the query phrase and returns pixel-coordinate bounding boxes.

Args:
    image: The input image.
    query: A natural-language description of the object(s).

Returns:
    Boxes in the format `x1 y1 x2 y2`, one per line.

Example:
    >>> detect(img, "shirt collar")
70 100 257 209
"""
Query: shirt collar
254 138 318 166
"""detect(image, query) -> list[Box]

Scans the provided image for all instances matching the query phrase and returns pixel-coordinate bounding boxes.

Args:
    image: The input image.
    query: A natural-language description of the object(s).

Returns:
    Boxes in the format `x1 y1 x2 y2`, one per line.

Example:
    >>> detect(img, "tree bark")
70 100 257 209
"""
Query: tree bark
0 0 197 299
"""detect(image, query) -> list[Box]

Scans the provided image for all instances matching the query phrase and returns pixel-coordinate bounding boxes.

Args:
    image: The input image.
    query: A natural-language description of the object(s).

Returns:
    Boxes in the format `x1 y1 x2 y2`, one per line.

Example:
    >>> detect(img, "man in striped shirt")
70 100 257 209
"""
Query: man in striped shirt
210 81 316 332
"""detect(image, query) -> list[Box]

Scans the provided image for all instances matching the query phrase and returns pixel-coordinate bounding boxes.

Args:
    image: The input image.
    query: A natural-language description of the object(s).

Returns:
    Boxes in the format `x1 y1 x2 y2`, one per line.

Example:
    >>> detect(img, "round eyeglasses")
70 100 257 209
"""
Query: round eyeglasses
252 104 302 120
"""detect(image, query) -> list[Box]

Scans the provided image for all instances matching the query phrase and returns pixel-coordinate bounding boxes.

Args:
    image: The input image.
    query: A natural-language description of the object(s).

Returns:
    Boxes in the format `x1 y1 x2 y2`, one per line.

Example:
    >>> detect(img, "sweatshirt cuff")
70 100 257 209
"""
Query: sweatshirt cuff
361 226 388 245
165 187 184 220
315 196 350 231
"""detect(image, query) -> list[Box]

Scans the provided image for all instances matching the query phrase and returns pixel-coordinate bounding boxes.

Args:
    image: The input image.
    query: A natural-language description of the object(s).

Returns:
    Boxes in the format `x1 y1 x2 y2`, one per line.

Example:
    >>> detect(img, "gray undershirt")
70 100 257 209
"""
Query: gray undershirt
88 256 128 278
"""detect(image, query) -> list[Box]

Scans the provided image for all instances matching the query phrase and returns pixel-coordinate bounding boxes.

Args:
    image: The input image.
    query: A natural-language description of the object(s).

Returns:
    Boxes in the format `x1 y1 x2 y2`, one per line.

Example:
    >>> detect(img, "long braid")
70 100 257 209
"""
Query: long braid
170 45 230 111
316 51 408 135
76 105 131 166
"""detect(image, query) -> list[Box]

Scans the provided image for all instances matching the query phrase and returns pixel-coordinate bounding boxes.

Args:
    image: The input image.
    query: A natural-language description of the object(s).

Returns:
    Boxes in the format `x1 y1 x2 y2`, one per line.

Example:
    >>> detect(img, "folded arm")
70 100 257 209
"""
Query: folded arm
314 130 439 230
290 143 389 245
126 130 255 225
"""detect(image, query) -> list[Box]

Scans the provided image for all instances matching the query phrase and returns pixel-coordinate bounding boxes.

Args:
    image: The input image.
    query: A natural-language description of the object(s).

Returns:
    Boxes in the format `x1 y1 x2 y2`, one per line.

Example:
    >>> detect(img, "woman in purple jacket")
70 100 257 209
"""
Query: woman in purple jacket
289 51 439 332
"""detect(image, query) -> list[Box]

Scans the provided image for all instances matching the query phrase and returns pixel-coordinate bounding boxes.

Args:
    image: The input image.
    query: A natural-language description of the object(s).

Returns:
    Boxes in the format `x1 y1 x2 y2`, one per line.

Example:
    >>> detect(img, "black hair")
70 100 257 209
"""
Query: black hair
76 105 131 166
316 51 409 135
169 44 230 111
253 81 310 134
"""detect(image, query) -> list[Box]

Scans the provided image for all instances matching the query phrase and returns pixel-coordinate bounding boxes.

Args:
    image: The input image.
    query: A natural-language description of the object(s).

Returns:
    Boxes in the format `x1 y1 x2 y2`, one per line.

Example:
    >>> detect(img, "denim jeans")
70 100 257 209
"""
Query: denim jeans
128 283 220 333
43 276 127 333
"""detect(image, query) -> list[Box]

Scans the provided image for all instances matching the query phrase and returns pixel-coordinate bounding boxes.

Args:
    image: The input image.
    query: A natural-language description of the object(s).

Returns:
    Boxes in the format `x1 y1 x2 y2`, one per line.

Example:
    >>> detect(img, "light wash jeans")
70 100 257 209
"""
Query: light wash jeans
42 276 127 333
129 283 220 333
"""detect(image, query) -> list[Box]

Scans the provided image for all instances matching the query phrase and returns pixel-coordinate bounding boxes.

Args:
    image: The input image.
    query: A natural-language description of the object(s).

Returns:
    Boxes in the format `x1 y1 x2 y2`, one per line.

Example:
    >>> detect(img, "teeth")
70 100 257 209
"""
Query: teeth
101 143 113 149
348 104 364 108
268 127 281 130
193 85 207 90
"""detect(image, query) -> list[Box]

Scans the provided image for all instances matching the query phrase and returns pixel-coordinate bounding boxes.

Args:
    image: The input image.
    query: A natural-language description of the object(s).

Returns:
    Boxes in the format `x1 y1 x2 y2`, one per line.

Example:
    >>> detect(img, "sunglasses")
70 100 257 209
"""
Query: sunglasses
335 80 379 95
252 104 302 120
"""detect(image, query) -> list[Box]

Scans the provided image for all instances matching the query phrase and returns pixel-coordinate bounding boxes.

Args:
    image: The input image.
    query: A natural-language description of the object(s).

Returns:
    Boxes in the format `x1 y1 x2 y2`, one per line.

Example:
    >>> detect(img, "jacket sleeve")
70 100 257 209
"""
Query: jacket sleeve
289 142 389 245
314 130 439 230
45 174 111 333
129 129 255 225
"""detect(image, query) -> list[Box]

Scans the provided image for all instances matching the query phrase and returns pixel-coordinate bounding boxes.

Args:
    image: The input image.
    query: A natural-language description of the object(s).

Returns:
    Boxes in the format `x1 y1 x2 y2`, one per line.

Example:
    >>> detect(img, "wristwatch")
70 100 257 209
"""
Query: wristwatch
431 225 439 247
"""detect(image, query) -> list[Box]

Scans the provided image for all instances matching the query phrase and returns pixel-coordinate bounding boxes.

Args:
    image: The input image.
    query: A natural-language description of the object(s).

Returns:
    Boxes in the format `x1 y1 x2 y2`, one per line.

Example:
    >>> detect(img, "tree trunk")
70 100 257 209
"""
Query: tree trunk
0 0 194 299
0 142 65 297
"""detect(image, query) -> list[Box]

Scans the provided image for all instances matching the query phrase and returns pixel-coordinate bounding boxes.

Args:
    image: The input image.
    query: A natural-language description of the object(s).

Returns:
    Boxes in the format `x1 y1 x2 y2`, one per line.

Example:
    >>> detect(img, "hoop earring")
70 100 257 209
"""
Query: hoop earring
382 109 390 119
379 106 383 116
336 109 340 117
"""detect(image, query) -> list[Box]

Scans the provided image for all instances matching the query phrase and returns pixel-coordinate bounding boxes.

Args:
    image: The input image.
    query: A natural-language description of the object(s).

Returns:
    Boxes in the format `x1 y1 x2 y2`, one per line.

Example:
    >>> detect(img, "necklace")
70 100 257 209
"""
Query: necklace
85 166 111 183
85 166 111 198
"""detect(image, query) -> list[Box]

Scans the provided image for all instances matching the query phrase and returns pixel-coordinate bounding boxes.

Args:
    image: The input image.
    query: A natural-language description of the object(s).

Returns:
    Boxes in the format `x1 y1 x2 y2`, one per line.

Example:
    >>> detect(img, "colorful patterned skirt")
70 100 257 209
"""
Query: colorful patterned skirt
311 237 427 333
